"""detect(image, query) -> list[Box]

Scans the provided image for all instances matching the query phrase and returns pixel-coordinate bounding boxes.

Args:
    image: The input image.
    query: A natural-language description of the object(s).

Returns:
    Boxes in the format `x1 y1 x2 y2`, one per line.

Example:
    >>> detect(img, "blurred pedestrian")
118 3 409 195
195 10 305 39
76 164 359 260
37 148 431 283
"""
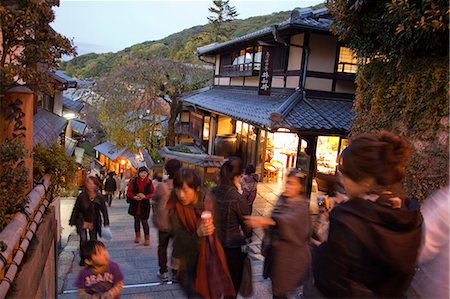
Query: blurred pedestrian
211 157 252 296
169 167 235 298
152 159 182 282
245 169 311 298
104 172 117 206
76 240 124 298
410 186 449 299
307 131 423 298
152 172 163 190
118 171 127 199
69 175 110 266
240 164 259 215
127 166 154 246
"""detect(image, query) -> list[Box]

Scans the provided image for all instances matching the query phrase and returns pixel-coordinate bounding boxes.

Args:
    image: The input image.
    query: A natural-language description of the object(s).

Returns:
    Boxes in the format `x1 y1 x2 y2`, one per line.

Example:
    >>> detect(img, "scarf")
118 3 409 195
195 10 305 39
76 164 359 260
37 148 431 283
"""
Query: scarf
175 197 236 298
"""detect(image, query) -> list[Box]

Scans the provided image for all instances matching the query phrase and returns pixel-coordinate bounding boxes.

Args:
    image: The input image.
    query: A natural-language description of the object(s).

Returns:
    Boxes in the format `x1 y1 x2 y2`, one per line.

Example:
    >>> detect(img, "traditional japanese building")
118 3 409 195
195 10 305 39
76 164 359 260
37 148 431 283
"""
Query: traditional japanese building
178 8 357 196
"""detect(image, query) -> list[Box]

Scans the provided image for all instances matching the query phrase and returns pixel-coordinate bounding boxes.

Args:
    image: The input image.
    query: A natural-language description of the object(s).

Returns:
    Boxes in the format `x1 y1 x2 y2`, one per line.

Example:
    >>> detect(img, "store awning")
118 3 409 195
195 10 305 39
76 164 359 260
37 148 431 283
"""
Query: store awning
65 136 77 156
74 147 85 164
159 144 224 167
33 108 68 147
93 142 126 161
182 86 296 128
63 96 84 113
71 119 87 135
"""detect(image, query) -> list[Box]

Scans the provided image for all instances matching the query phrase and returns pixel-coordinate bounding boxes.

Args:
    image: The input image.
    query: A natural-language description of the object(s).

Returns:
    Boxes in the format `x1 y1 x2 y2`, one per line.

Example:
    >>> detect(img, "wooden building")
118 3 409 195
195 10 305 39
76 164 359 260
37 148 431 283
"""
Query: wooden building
178 8 357 196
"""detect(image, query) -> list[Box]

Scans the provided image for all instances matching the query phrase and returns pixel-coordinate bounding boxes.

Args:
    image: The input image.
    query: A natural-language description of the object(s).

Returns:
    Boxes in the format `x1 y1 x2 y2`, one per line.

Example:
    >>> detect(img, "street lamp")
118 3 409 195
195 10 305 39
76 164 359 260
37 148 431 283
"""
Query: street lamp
63 112 76 120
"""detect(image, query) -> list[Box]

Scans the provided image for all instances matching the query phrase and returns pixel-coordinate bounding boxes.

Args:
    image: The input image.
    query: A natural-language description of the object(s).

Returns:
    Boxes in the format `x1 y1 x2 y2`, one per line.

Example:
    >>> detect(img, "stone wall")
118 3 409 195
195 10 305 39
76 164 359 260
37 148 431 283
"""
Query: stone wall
7 207 57 299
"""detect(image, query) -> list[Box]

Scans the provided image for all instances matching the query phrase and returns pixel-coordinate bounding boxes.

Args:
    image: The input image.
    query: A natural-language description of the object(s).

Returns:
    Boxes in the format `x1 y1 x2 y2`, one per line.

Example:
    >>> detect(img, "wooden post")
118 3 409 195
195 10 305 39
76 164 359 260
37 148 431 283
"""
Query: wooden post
0 86 34 193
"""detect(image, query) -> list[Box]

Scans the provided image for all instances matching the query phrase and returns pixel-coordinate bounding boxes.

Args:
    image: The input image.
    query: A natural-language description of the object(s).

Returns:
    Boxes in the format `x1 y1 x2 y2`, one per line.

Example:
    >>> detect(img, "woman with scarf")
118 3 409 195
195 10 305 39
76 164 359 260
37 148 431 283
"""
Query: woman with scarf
245 169 310 298
307 131 422 298
127 166 154 246
169 167 235 298
69 175 110 266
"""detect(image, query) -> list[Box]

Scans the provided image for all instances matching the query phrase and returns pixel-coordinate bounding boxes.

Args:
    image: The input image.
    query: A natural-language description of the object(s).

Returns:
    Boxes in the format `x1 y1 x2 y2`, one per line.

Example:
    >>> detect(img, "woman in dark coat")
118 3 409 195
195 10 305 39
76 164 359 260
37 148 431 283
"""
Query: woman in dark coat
169 167 235 298
211 157 252 295
308 131 423 298
127 166 154 246
245 169 310 298
69 175 110 265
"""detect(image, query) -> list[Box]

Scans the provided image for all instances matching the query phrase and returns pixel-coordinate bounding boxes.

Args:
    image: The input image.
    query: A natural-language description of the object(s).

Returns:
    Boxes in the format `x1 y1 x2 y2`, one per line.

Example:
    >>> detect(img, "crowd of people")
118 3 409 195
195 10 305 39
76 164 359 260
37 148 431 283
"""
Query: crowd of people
69 131 448 299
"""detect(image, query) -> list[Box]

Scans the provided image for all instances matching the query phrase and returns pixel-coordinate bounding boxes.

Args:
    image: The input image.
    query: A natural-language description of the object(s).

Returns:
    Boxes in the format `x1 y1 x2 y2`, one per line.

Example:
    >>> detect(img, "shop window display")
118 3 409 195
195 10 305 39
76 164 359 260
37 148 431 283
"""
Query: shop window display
316 136 340 175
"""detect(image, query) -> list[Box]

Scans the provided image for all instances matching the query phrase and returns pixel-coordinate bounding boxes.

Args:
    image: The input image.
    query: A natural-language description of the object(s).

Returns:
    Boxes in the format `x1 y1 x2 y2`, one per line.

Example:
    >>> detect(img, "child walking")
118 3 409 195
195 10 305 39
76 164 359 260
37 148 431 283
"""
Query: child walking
76 240 124 299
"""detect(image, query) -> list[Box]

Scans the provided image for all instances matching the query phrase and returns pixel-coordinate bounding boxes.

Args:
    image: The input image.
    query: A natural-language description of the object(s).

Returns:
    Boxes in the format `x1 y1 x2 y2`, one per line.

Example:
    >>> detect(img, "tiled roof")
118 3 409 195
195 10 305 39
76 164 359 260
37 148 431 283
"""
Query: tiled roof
50 70 77 88
63 96 84 113
198 8 331 56
182 86 296 127
33 108 68 147
182 86 353 133
94 142 126 161
71 119 87 135
65 136 77 156
284 97 354 132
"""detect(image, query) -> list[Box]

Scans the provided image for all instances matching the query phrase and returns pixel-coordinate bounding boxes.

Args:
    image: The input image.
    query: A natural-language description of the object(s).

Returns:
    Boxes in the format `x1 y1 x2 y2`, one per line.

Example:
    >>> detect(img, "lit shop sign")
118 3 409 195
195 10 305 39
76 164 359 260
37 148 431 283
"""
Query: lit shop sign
258 45 274 96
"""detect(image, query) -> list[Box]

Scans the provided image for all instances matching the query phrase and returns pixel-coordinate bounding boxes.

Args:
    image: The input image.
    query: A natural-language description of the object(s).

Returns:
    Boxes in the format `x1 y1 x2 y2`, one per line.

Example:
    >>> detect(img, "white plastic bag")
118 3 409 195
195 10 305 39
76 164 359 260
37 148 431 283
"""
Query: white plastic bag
102 226 113 241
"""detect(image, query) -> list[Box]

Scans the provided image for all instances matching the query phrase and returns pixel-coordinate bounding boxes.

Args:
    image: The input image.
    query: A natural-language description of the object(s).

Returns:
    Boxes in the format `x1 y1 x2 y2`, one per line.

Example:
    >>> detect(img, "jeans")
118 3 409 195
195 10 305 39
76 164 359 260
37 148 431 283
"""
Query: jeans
134 216 149 235
158 231 172 273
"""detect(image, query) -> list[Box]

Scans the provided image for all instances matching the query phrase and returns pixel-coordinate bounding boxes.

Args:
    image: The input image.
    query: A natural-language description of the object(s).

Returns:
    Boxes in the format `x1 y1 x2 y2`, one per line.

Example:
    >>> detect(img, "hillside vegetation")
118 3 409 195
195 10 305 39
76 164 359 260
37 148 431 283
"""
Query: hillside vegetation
61 3 325 79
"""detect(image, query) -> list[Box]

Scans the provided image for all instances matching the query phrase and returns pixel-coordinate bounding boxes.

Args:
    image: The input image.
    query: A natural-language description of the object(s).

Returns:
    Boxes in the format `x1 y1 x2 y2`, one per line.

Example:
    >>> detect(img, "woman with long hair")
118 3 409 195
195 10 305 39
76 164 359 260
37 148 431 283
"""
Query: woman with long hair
308 131 423 298
169 167 235 298
245 169 311 298
210 157 251 296
69 175 110 266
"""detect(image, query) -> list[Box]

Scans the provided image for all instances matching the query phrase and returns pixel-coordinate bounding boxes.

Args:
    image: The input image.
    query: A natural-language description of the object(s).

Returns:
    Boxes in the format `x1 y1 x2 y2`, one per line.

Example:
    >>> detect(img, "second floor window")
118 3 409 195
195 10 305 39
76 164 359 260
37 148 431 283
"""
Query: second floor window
337 47 358 73
231 46 262 71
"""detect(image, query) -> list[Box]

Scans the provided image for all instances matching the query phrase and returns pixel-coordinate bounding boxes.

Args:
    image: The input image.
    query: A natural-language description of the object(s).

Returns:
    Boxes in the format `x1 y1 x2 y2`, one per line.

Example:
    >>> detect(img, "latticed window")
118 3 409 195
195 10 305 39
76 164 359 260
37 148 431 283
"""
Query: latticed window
337 47 358 73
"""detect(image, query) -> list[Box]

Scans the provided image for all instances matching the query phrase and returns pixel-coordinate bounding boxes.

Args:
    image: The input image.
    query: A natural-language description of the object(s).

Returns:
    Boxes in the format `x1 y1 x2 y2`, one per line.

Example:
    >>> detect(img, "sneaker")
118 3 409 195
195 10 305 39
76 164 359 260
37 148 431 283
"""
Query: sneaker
157 271 169 282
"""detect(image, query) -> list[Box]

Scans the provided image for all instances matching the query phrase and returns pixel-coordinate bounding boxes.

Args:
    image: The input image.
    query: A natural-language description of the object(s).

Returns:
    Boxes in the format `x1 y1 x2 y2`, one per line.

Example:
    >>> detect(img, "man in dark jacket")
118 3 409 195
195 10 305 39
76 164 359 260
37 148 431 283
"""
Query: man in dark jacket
104 172 117 206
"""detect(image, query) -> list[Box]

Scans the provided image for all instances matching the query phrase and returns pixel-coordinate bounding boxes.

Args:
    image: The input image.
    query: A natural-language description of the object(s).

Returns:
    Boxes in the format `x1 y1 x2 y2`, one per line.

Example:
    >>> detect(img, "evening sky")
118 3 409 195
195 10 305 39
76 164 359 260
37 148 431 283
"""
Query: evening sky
52 0 324 56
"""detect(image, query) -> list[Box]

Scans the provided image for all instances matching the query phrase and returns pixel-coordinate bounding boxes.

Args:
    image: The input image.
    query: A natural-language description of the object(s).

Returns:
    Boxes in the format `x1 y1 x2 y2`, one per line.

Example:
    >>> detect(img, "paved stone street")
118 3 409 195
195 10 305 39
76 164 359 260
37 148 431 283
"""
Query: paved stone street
57 182 285 298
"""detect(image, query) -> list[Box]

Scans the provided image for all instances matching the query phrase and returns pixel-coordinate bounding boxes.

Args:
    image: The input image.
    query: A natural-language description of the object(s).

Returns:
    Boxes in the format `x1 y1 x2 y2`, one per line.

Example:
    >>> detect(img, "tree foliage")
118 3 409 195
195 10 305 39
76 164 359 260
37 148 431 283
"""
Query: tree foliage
327 0 448 59
207 0 239 42
0 0 76 107
94 58 210 153
0 139 29 230
352 57 448 200
328 0 449 199
33 142 78 191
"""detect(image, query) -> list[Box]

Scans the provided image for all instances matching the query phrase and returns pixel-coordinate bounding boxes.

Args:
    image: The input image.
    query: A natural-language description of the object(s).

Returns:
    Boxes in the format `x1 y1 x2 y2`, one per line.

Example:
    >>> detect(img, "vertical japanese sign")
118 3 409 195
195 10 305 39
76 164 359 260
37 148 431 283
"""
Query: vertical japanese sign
258 46 274 96
0 86 34 193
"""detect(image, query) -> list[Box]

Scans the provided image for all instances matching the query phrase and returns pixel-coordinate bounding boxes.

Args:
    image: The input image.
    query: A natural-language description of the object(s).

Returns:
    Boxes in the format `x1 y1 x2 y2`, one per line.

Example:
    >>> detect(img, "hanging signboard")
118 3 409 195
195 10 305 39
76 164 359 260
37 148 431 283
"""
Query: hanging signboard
258 45 274 96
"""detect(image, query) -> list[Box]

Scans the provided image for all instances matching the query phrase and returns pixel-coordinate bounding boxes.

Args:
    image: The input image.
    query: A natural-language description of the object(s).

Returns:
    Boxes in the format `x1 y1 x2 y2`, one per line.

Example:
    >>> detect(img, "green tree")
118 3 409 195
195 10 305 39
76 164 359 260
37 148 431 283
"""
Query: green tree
327 0 448 59
0 0 76 107
0 139 28 230
207 0 239 42
95 58 210 151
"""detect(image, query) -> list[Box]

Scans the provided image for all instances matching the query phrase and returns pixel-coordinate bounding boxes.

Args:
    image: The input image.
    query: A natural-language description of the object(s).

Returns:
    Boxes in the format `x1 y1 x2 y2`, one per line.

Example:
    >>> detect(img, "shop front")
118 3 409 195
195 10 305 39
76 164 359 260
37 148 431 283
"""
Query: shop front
180 86 354 199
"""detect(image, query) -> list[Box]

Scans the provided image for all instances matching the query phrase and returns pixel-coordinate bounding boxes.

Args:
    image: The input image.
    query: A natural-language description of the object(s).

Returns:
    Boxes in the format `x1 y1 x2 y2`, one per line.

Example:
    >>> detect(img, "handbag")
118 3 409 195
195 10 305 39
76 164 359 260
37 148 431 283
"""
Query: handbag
239 247 253 297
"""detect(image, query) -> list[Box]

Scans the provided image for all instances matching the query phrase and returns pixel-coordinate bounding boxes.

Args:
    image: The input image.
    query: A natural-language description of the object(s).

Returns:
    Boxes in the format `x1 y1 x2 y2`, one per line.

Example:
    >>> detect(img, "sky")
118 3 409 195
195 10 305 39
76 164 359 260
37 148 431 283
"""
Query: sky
52 0 324 56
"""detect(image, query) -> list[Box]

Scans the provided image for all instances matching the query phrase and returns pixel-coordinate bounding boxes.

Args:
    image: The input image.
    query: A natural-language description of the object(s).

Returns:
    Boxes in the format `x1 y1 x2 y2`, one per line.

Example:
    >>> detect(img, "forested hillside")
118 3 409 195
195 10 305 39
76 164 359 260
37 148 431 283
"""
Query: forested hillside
61 3 325 79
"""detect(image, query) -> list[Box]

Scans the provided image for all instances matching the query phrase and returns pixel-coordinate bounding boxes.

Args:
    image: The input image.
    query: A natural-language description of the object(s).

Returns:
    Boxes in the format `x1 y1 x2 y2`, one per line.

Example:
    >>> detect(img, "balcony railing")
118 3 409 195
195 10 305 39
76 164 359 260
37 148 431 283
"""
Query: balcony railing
220 64 261 77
